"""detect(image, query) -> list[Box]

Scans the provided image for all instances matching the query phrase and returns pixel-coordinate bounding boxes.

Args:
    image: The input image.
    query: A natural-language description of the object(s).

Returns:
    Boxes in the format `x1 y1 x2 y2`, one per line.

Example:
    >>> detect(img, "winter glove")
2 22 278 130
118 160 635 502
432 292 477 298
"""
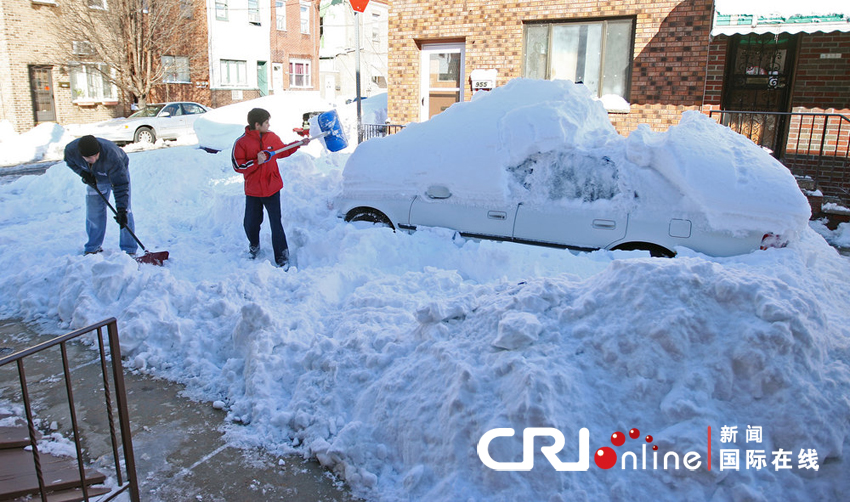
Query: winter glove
80 170 96 187
114 208 128 228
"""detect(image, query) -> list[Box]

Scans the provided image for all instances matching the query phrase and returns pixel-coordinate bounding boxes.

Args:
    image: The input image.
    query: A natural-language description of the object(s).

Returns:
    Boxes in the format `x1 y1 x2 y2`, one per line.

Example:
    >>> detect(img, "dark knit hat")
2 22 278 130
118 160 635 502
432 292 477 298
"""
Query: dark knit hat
78 135 101 157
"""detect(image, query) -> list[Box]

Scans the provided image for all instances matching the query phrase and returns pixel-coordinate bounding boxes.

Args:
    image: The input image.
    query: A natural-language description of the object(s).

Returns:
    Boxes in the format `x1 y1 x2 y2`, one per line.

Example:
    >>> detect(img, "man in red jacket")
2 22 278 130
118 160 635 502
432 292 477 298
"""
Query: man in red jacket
232 108 309 268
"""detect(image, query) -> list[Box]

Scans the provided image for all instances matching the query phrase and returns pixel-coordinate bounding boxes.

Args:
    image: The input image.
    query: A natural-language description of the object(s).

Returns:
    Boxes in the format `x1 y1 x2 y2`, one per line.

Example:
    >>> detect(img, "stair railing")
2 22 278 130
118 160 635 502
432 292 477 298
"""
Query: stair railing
0 318 140 502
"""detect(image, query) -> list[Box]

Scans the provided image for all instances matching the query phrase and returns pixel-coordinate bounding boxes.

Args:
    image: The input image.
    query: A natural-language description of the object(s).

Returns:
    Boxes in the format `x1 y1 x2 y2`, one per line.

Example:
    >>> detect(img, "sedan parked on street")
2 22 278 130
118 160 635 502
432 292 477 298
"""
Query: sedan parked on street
334 79 810 258
89 102 211 145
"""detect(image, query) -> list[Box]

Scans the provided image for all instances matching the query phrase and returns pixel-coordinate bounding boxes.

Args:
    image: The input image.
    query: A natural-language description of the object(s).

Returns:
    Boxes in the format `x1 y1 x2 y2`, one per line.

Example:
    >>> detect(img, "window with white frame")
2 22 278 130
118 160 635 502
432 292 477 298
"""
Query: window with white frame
275 1 286 30
372 13 380 43
300 2 310 34
162 56 190 83
220 59 247 86
289 59 311 88
215 0 228 21
248 0 260 25
523 18 634 100
69 63 115 101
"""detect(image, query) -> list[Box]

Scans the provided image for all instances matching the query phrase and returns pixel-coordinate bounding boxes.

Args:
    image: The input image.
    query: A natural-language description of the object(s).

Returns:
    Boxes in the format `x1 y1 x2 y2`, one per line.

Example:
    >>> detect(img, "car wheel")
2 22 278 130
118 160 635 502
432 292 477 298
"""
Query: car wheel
345 208 394 230
134 127 156 144
612 242 675 258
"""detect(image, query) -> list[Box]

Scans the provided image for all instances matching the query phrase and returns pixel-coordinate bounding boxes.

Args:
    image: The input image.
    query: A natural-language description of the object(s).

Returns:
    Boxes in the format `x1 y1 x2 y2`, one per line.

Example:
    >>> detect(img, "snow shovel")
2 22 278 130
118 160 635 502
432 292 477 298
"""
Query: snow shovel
236 109 349 169
90 183 169 266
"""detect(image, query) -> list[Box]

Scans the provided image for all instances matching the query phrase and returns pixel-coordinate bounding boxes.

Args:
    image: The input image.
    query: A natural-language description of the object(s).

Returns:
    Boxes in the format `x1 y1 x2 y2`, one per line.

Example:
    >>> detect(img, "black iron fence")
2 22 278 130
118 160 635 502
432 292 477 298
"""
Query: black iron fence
709 110 850 202
362 123 406 142
0 318 140 502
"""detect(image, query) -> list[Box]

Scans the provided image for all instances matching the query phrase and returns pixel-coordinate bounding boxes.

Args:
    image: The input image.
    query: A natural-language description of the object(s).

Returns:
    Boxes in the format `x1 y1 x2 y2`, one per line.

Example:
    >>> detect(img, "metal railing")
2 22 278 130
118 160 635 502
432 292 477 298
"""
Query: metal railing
0 318 140 502
362 123 406 142
709 110 850 201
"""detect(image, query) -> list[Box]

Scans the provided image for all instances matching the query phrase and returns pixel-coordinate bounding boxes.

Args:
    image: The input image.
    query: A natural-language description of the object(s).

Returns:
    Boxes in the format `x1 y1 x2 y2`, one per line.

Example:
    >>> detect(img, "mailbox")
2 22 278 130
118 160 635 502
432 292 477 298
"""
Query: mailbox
470 69 497 96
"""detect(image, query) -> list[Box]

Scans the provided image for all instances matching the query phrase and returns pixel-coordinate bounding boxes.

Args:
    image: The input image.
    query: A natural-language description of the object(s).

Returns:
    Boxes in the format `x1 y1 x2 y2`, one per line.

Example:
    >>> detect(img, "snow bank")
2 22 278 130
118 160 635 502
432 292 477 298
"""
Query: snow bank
0 121 75 167
194 92 337 152
1 83 848 502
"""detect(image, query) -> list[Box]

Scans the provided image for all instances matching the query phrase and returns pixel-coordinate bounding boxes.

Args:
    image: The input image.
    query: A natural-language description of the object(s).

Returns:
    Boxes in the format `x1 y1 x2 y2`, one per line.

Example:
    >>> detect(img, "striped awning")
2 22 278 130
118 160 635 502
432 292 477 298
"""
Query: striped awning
712 0 850 36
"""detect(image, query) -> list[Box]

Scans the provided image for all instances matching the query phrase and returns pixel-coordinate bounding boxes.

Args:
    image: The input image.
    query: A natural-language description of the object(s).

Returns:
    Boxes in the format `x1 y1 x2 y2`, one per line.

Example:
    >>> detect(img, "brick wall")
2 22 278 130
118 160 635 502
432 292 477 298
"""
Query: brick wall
793 33 850 110
387 0 714 136
272 0 321 91
148 0 212 108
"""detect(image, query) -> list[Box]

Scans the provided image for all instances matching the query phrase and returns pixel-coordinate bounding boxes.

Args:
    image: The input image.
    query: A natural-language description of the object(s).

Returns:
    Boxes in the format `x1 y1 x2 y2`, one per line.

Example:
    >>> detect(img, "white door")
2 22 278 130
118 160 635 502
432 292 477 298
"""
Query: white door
420 43 465 121
272 63 284 93
324 75 336 101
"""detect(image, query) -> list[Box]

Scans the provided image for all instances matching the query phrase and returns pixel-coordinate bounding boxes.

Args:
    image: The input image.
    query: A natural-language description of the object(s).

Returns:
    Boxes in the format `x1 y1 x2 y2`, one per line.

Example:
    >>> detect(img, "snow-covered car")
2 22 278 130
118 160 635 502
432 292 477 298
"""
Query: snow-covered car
335 79 811 257
90 101 211 145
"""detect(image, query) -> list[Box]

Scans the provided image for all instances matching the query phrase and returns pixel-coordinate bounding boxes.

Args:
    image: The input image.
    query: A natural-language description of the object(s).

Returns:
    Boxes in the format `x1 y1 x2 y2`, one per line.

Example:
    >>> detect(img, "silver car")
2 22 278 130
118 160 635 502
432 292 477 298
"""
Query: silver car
91 101 211 145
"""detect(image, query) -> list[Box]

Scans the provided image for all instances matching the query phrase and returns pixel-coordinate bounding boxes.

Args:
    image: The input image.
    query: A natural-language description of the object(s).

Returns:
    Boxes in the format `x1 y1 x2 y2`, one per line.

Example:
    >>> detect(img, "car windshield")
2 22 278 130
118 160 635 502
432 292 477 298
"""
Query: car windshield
129 104 165 118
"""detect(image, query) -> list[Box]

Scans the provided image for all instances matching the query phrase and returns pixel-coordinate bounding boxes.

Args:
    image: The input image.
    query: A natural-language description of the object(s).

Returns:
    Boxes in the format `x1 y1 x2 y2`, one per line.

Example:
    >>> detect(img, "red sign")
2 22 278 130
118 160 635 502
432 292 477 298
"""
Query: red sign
349 0 369 13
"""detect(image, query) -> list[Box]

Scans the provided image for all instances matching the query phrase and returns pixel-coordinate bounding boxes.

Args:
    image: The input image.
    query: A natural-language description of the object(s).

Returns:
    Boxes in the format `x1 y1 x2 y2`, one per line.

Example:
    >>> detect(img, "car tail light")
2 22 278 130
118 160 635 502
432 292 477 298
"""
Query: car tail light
760 233 787 250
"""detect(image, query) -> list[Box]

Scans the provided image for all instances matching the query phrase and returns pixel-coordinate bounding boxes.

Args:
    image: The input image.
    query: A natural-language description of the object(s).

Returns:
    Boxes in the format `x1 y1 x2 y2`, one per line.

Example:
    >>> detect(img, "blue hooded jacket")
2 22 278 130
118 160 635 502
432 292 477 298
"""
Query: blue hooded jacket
64 137 131 209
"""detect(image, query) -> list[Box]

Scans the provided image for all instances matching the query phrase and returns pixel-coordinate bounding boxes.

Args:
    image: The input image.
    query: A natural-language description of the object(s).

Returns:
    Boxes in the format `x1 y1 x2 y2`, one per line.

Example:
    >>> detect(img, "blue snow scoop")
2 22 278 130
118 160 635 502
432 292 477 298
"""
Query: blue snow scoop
238 109 348 169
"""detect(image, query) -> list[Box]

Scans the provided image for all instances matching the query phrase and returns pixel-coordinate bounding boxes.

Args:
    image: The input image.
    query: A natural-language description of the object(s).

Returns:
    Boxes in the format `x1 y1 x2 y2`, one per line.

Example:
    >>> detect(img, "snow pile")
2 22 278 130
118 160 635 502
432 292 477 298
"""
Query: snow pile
0 121 75 167
343 79 616 204
194 91 337 152
343 79 810 236
1 80 848 502
624 113 811 235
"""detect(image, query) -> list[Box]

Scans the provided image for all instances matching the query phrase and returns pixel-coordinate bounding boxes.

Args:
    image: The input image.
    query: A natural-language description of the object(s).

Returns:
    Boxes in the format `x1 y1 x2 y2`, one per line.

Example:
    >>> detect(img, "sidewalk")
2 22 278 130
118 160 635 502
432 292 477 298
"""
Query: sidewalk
0 319 358 502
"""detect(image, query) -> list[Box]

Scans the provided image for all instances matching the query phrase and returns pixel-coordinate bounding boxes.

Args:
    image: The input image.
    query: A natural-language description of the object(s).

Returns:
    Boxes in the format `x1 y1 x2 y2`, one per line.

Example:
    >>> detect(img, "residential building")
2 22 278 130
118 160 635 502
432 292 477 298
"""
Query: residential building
205 0 320 108
386 0 850 202
0 0 124 134
0 0 323 135
319 0 389 103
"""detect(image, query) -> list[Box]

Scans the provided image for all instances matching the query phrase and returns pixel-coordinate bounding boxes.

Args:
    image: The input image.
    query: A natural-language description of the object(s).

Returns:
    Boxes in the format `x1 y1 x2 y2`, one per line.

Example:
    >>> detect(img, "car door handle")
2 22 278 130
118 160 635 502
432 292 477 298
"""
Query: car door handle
592 219 616 229
488 211 507 220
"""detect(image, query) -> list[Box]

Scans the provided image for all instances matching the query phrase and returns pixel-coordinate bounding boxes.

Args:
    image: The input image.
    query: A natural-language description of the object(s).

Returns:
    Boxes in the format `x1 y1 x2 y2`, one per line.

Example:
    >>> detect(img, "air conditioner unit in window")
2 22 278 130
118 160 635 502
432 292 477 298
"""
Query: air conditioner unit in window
72 41 93 56
248 11 261 24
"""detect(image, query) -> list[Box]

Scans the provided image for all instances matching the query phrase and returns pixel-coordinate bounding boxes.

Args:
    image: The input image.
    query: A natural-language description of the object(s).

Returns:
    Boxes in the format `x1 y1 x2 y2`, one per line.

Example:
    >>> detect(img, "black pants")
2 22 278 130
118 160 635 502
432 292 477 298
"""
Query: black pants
244 192 288 264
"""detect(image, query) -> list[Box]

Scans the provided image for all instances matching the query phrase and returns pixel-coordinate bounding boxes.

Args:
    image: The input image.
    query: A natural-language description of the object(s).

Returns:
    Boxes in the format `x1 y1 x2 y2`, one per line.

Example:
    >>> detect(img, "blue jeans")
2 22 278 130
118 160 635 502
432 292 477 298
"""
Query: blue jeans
244 192 288 264
85 183 137 254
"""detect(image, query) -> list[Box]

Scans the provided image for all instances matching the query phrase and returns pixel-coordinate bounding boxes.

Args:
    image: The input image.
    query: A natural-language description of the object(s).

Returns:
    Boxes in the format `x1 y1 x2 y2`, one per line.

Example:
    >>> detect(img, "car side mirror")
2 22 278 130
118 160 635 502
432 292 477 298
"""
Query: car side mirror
161 112 171 117
426 185 451 199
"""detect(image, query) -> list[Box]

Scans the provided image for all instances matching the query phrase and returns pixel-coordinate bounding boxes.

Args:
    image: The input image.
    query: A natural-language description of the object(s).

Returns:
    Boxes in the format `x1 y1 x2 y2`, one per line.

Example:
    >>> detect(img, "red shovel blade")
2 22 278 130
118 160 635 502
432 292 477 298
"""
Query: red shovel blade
135 250 169 266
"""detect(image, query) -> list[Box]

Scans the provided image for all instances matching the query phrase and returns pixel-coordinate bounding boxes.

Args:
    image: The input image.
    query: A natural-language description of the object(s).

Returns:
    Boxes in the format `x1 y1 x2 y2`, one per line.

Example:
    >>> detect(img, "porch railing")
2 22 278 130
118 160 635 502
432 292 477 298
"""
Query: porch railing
0 318 140 502
362 123 406 142
709 110 850 202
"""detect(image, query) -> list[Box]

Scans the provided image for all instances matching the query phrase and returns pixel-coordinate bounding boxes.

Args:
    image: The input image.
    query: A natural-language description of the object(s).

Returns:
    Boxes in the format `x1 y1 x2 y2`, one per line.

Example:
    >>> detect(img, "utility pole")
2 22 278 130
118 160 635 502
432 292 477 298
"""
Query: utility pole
348 0 369 144
355 11 362 144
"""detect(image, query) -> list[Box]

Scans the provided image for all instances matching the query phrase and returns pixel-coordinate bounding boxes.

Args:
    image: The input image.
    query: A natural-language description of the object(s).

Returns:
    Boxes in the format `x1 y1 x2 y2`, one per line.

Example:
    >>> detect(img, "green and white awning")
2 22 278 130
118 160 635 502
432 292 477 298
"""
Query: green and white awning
712 0 850 36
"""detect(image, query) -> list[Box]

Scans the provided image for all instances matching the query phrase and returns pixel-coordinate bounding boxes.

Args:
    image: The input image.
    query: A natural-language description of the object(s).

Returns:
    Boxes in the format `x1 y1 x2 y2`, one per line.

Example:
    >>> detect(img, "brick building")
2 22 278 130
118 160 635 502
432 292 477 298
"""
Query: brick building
0 0 125 135
0 1 323 134
386 0 849 201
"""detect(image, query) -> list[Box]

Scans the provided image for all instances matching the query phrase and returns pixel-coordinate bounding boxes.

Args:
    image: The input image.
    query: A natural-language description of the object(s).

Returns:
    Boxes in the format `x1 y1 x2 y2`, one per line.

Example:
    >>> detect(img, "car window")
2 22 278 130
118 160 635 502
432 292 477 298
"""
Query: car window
129 104 164 118
182 103 206 115
507 151 622 203
162 104 181 116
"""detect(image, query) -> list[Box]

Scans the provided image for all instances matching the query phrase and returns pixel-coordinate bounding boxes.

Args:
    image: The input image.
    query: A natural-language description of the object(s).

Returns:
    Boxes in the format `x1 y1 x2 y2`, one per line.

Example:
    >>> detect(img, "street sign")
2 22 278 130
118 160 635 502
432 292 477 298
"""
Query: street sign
349 0 369 13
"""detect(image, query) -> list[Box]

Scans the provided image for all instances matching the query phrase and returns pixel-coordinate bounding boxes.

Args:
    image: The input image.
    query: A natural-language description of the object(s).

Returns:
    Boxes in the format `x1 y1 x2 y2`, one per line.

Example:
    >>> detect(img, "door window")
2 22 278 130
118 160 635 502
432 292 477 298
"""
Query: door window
420 43 465 121
29 66 56 123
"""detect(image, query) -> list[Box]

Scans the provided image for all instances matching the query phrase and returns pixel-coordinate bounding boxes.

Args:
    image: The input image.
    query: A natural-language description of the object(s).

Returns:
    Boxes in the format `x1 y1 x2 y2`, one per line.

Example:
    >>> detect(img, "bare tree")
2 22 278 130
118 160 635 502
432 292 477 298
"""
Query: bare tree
53 0 203 108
